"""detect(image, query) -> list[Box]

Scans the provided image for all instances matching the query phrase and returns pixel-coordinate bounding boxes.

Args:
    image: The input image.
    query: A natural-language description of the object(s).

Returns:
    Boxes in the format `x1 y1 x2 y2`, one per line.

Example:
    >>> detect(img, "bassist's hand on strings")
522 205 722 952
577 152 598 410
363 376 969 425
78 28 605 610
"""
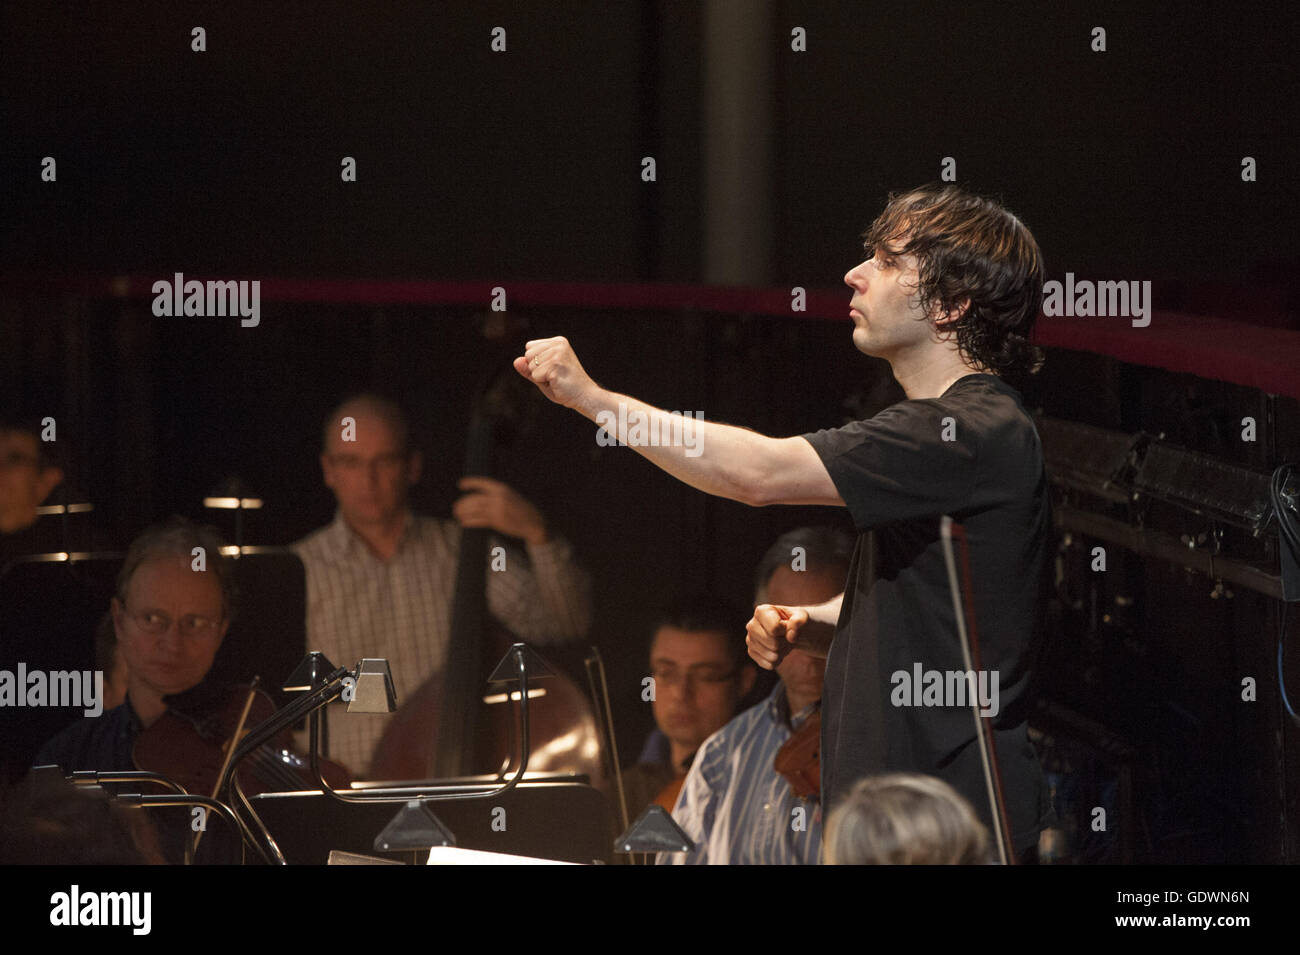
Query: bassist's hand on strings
453 476 550 546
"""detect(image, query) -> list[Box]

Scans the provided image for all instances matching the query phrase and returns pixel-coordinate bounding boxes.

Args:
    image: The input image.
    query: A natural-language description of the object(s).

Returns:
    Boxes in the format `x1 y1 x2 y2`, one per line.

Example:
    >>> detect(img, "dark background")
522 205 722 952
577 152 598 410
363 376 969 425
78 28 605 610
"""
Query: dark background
2 2 1299 863
3 2 1298 285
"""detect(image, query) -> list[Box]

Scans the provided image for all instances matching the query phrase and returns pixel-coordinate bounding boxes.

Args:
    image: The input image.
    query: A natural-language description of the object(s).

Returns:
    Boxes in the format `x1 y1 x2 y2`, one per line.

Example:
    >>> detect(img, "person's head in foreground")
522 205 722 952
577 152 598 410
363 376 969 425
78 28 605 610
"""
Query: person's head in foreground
823 772 991 865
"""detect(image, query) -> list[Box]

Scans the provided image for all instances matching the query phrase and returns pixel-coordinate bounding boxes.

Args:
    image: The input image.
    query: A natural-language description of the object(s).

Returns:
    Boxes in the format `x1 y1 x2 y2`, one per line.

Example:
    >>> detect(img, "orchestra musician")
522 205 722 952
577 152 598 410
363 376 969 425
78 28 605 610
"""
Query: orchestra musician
621 595 755 822
292 393 592 777
32 517 243 862
660 526 851 865
0 413 117 567
35 517 235 775
515 183 1056 862
0 414 66 568
822 773 993 865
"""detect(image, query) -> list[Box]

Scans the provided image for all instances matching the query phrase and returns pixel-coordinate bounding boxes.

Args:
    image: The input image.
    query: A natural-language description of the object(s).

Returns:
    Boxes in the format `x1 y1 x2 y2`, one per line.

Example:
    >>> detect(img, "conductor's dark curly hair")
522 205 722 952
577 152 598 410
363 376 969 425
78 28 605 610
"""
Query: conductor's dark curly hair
861 183 1046 380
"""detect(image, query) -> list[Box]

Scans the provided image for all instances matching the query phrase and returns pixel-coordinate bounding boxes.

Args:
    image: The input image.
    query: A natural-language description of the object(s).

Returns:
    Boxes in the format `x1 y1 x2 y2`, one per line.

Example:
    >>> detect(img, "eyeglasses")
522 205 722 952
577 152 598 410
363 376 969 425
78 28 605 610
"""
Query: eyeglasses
124 607 222 639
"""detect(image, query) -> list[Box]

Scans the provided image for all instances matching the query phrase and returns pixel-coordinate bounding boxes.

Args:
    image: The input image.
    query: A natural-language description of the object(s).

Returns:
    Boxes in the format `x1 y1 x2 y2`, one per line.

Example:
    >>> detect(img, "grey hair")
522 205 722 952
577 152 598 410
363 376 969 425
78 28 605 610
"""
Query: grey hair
753 526 853 603
823 773 992 865
114 516 236 621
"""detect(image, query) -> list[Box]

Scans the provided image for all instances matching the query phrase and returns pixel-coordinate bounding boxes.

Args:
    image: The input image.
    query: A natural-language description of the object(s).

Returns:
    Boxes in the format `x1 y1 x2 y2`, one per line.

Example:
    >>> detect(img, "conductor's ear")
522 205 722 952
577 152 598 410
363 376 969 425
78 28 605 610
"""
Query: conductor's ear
933 297 971 330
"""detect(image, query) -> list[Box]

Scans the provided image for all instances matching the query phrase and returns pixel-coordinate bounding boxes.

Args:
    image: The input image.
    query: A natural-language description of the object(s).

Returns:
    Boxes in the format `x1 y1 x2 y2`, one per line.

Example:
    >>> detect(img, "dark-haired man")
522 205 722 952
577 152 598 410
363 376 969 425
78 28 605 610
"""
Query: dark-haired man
0 417 65 568
621 596 756 822
662 527 851 865
515 183 1055 860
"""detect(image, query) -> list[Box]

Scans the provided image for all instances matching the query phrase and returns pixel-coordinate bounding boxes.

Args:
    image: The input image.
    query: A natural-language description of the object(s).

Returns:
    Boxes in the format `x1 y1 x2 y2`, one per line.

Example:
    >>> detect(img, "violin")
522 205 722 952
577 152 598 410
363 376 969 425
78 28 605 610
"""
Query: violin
766 602 822 800
773 707 821 799
132 680 352 798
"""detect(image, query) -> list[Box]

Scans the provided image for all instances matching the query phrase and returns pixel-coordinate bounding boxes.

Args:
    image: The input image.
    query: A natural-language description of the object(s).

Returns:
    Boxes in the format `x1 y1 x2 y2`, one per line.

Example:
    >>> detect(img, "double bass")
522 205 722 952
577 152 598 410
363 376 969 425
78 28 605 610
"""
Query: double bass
370 363 603 785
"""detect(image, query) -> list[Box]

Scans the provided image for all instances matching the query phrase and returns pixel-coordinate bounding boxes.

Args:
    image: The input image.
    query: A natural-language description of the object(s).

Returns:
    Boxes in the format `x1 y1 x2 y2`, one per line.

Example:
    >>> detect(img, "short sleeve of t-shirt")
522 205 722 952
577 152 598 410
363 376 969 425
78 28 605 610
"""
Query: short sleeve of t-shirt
802 398 979 531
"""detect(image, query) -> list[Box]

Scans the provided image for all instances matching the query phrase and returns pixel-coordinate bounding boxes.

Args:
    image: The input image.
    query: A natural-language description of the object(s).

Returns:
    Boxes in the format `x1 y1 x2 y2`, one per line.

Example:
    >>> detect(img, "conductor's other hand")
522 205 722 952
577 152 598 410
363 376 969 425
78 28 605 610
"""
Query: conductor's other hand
513 337 597 411
746 604 807 670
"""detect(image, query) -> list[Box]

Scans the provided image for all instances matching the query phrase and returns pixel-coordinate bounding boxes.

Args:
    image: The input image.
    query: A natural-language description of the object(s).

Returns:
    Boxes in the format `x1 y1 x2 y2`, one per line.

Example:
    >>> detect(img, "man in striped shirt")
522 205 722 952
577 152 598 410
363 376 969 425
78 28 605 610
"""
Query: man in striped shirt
660 527 852 865
292 394 592 777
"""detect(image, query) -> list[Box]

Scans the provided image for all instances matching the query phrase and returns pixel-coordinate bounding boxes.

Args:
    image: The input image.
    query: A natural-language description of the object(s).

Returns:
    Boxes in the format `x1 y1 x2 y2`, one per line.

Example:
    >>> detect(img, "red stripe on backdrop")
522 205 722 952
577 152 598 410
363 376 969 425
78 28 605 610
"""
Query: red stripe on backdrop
1039 310 1300 401
5 273 1299 400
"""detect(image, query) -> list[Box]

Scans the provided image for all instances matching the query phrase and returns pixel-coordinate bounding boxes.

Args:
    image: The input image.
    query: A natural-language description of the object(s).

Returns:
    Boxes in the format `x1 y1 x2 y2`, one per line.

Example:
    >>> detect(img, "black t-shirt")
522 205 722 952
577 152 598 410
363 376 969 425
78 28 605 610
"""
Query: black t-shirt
802 373 1052 854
